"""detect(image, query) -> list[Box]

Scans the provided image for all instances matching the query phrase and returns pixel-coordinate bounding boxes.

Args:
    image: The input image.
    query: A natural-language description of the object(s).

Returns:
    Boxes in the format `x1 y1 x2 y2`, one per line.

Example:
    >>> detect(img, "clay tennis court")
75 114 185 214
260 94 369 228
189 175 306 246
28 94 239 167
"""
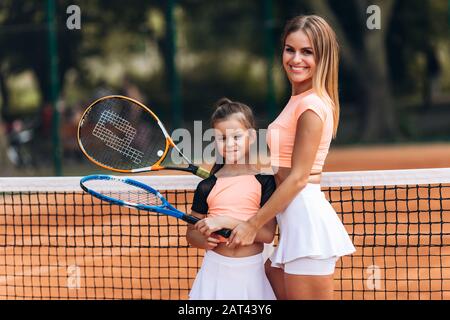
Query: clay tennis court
1 143 449 299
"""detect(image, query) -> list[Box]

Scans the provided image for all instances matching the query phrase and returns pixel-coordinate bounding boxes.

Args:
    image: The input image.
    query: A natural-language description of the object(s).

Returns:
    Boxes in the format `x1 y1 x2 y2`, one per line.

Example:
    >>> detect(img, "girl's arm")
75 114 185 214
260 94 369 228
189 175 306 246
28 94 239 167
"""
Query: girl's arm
186 211 220 250
228 110 323 248
195 215 276 244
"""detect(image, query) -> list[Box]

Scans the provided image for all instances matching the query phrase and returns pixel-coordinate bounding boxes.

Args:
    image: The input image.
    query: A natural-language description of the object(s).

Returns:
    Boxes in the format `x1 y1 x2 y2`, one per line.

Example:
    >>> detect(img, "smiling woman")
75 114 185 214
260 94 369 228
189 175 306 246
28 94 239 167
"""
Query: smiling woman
282 31 316 95
228 15 355 300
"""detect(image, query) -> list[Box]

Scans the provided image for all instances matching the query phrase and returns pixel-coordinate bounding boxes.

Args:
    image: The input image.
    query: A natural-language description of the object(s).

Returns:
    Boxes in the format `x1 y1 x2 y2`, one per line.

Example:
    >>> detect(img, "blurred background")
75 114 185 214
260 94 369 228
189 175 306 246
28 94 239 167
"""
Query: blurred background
0 0 449 176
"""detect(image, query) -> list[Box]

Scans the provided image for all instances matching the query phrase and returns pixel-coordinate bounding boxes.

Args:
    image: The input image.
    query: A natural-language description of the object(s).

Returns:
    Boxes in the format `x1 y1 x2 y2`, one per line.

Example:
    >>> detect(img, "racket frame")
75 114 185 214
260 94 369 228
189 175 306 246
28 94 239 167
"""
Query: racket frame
77 95 210 178
79 174 231 237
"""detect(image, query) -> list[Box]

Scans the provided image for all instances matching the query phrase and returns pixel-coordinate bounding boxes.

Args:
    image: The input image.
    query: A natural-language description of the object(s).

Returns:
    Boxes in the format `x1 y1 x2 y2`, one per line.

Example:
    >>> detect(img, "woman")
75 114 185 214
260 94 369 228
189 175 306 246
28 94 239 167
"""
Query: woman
227 15 356 300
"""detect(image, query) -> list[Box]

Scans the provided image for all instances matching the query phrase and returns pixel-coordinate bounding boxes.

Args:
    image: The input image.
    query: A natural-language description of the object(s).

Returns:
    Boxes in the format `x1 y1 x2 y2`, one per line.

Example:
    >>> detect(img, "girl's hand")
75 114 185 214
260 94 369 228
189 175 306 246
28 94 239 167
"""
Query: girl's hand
205 236 220 250
195 216 227 237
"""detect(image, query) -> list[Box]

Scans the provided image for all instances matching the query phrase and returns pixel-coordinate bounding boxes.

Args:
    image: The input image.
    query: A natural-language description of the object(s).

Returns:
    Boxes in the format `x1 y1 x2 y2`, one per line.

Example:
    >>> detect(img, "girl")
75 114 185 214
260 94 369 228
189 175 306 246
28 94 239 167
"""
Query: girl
226 15 356 300
186 98 277 300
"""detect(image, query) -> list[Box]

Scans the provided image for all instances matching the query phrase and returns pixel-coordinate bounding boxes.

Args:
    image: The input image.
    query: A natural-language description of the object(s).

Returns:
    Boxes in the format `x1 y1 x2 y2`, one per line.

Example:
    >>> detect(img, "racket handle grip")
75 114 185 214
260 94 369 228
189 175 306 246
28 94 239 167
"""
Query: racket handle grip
215 228 232 238
195 167 211 179
183 215 232 238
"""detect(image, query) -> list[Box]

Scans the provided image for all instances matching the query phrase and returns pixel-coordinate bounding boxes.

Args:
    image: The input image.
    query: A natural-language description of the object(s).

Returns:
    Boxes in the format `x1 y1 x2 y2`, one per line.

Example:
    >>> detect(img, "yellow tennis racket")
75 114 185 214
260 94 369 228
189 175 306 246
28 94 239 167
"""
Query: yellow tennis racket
77 95 210 178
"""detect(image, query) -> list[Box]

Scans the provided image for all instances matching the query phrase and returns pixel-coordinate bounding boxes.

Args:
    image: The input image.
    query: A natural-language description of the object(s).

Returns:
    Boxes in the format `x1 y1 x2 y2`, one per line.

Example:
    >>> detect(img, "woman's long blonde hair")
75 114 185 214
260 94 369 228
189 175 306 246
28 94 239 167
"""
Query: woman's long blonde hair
282 15 340 138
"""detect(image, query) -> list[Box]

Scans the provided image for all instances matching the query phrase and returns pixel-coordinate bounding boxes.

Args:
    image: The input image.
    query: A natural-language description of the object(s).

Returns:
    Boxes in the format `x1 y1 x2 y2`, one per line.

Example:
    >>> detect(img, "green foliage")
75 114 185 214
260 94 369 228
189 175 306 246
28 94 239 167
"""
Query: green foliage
0 0 448 141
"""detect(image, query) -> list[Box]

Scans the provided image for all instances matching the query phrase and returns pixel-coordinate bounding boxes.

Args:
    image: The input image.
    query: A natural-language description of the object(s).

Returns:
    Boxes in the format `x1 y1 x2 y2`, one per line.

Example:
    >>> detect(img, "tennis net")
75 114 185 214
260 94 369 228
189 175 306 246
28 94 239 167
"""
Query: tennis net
0 168 449 299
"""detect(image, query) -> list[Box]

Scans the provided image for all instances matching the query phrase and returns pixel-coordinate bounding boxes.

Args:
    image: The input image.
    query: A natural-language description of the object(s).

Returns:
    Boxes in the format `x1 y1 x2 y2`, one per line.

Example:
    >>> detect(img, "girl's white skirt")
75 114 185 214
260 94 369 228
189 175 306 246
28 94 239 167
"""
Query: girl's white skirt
270 183 356 268
189 250 276 300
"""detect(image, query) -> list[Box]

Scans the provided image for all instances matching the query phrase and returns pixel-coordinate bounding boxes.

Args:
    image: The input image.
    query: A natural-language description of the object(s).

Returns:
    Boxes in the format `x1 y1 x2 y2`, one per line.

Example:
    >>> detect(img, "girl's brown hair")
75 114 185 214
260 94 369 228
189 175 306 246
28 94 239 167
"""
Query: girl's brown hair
282 15 340 138
210 98 256 175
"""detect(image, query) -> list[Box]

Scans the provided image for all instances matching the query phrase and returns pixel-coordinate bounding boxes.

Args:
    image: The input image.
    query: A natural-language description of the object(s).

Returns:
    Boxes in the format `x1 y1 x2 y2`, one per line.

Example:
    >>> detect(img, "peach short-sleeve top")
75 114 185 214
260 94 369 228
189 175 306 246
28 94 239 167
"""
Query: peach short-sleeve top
266 89 333 172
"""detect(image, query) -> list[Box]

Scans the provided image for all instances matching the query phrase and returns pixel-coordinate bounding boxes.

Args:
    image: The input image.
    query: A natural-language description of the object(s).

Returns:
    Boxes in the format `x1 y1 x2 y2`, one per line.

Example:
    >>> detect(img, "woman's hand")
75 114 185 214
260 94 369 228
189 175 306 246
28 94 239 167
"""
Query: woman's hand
227 220 259 249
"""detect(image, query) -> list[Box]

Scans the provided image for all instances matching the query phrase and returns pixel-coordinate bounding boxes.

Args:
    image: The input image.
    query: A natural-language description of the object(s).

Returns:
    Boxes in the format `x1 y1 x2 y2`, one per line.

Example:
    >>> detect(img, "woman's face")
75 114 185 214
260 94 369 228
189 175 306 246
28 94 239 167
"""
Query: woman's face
214 114 255 164
282 30 316 91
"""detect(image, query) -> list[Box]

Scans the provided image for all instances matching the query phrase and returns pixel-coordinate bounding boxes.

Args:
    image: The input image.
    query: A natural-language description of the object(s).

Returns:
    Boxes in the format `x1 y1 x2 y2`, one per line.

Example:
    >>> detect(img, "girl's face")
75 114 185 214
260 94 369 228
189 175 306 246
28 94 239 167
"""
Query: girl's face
282 30 316 92
214 114 255 164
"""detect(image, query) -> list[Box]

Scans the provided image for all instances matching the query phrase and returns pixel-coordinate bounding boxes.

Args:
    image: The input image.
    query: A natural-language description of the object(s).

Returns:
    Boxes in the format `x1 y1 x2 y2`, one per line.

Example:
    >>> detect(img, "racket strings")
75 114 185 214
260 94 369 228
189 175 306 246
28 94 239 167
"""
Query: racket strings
92 107 144 164
120 190 163 207
84 179 164 207
79 97 167 170
111 99 168 165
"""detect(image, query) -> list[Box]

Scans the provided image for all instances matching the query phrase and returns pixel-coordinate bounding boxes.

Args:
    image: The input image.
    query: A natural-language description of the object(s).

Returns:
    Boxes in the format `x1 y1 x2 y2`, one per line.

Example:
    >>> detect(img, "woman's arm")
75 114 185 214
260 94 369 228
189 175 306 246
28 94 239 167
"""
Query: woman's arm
257 217 276 244
186 211 220 250
228 110 323 248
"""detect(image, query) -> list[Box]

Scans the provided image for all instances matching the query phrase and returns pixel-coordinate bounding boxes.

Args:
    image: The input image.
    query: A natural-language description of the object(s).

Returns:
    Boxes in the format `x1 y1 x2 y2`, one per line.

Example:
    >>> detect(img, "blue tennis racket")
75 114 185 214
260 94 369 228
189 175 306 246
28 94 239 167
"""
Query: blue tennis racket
80 174 231 238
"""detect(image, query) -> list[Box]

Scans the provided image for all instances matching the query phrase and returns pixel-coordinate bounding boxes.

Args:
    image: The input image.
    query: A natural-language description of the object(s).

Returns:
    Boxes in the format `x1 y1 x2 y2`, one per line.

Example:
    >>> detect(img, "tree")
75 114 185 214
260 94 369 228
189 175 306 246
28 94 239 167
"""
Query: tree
307 0 398 141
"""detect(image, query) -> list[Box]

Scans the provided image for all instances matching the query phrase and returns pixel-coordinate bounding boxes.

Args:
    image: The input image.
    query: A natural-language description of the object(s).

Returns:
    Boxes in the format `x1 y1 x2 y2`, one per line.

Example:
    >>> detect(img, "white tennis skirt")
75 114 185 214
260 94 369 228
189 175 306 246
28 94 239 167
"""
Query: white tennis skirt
270 183 356 268
189 250 276 300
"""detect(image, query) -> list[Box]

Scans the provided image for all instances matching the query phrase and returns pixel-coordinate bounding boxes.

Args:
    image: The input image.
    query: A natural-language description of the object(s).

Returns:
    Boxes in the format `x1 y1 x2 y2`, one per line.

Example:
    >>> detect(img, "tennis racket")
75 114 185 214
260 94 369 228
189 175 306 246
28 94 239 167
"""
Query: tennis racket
80 174 231 238
77 95 210 178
